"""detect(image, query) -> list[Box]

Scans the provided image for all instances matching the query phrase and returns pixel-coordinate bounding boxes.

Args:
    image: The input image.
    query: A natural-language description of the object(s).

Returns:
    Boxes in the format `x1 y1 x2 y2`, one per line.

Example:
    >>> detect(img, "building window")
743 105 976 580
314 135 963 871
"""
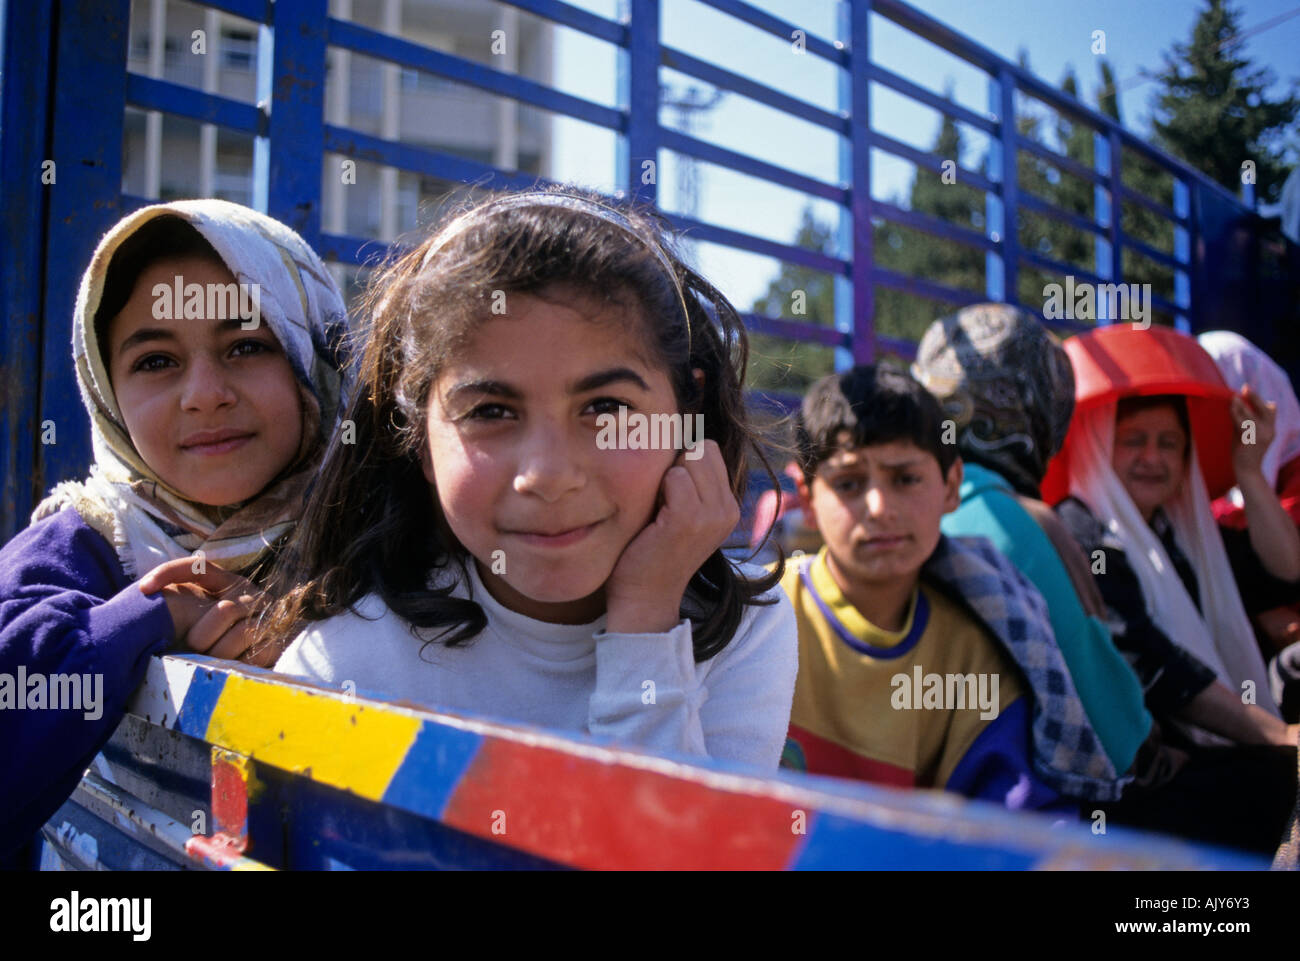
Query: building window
222 30 256 72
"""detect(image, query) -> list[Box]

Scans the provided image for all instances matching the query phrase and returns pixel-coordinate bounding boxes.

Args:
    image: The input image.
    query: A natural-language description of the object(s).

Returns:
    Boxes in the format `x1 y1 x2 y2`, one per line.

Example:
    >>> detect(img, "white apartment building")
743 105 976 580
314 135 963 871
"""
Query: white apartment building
123 0 554 243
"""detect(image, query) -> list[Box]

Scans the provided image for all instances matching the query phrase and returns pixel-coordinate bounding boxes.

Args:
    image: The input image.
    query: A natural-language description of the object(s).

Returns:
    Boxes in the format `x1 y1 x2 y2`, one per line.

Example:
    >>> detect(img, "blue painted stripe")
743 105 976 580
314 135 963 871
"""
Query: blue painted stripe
868 131 999 196
1118 185 1184 226
666 213 849 275
659 128 847 204
202 0 269 22
381 721 485 817
872 198 998 252
175 669 228 739
317 231 399 268
1016 133 1107 186
1018 190 1108 240
326 19 622 131
1126 236 1183 270
743 314 851 350
324 124 554 190
696 0 845 64
662 46 847 135
867 63 997 134
874 266 984 307
126 74 264 134
790 810 1041 870
875 335 920 360
507 0 627 46
1019 248 1105 287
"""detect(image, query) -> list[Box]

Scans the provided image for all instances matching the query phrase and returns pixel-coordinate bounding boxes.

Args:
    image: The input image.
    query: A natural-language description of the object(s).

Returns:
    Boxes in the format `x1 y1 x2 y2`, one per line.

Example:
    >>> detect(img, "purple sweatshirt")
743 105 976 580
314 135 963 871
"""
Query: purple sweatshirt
0 508 174 857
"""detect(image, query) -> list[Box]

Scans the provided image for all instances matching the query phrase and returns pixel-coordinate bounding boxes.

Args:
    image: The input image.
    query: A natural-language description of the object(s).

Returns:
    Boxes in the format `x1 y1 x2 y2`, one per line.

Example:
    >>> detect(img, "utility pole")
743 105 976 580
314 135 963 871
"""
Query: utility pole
660 83 723 260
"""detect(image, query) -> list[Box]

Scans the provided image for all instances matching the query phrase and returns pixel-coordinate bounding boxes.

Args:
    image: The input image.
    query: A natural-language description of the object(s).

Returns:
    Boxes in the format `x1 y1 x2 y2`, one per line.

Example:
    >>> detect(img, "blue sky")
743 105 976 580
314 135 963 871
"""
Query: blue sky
545 0 1300 309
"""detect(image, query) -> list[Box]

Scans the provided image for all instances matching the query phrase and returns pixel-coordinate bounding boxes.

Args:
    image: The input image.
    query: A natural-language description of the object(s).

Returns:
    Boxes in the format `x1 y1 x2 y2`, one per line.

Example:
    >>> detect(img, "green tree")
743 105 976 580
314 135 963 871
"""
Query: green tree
746 208 838 394
1150 0 1299 204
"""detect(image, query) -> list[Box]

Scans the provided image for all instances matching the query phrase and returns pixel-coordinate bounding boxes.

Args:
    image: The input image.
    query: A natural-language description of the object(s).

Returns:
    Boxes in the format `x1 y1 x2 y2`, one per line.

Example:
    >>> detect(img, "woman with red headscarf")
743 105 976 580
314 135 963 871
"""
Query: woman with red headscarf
1049 326 1299 749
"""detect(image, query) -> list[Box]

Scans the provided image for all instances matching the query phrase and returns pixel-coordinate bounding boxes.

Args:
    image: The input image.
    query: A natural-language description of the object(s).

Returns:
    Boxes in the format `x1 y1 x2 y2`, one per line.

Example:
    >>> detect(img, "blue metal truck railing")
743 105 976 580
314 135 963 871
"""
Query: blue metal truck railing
0 0 1265 541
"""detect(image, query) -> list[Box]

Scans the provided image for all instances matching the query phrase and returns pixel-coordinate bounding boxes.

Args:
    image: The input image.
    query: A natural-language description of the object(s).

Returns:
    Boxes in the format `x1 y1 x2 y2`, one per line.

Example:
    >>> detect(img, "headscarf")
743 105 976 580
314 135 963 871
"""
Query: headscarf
1197 330 1300 490
33 199 351 580
912 303 1075 498
1065 399 1280 725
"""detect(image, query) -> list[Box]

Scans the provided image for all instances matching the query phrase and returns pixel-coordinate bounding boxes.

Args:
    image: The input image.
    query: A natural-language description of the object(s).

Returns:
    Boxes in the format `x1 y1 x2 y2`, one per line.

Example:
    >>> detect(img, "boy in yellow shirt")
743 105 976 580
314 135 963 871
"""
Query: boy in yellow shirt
779 364 1128 808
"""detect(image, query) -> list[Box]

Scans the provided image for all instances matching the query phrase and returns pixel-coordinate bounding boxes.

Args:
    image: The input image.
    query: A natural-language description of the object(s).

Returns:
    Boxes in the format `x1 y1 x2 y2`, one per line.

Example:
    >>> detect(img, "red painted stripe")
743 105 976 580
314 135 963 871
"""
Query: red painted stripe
185 834 244 870
211 756 249 847
442 740 806 870
788 725 916 788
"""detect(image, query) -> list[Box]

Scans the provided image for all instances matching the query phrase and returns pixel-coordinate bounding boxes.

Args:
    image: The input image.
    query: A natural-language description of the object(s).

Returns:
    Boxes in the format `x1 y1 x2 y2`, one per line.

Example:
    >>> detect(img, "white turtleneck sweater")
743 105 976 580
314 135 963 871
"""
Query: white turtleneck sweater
274 561 798 771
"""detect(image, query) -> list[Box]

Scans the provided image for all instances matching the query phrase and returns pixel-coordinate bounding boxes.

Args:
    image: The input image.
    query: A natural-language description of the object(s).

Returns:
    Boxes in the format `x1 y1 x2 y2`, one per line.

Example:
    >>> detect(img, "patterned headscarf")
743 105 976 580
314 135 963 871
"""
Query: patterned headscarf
912 303 1075 498
33 199 352 579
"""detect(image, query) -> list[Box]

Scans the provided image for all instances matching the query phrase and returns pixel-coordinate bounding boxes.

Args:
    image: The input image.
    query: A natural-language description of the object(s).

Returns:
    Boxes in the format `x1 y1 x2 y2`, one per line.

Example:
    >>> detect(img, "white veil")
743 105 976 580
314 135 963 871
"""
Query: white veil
1067 399 1280 736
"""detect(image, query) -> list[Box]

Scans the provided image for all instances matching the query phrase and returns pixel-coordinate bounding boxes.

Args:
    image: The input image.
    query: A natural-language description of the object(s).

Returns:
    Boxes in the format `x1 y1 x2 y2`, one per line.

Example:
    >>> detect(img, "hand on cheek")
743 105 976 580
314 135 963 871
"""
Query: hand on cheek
604 439 738 634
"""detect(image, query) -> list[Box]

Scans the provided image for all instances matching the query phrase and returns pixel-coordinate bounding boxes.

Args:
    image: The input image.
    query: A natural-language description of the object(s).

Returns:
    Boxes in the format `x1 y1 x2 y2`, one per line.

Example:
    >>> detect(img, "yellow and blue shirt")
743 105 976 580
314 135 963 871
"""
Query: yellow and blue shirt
779 548 1067 810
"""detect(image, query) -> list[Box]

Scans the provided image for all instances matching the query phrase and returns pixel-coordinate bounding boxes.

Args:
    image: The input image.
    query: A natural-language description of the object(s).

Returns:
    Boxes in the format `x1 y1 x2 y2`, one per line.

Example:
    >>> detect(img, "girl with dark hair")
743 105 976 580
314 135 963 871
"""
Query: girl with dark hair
263 188 798 769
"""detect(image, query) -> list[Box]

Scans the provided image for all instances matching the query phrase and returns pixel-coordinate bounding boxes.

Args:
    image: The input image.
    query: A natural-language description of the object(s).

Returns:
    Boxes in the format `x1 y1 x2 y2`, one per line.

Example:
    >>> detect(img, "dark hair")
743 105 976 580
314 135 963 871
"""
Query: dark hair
1115 393 1191 456
95 216 225 363
796 362 958 480
255 186 783 662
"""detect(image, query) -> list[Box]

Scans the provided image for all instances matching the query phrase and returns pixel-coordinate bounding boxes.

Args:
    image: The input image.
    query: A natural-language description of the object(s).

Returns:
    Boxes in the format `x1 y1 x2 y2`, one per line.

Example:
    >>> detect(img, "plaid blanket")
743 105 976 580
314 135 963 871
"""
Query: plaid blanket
923 534 1133 802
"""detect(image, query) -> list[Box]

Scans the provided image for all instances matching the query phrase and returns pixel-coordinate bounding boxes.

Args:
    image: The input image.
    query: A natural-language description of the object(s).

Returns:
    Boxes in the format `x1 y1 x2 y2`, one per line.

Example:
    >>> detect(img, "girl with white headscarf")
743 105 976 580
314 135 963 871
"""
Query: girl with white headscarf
0 200 351 860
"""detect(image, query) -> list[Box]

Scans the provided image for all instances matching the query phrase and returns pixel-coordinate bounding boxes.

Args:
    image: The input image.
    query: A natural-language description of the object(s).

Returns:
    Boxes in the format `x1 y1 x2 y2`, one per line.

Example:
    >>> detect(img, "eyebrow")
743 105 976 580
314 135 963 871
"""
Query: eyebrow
824 455 923 472
445 367 652 403
572 367 651 394
117 328 176 356
116 318 258 357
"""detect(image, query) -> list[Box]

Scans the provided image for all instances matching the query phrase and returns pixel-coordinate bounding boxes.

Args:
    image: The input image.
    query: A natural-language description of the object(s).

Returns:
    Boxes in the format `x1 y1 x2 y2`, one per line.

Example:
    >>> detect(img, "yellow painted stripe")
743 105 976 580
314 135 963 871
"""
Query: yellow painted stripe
228 857 277 872
204 675 421 800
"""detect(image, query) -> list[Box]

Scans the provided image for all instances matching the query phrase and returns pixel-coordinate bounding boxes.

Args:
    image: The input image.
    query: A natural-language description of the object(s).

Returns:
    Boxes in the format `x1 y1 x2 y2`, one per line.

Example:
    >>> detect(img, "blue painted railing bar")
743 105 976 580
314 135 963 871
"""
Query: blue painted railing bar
660 47 849 134
1149 293 1185 317
847 0 875 365
872 0 1003 74
199 0 269 23
1120 187 1185 226
323 124 558 192
1125 238 1183 272
666 213 849 276
504 0 628 46
1018 192 1110 240
1105 129 1125 282
39 0 131 498
0 0 54 540
1020 250 1108 290
870 199 998 253
325 19 623 132
657 128 848 204
866 63 998 134
742 315 853 350
697 0 848 64
126 74 264 134
874 265 985 307
266 0 327 247
868 130 1000 195
626 0 660 205
317 232 396 269
994 65 1021 308
1015 136 1108 188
